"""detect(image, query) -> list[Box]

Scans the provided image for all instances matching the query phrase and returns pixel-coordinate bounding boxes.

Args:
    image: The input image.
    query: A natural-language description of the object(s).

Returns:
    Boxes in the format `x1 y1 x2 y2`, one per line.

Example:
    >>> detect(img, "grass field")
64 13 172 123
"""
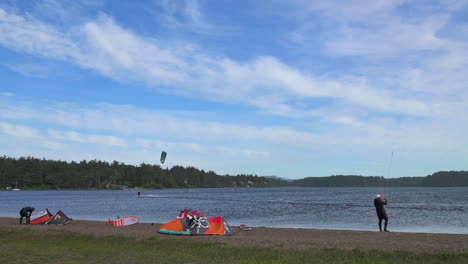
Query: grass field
1 229 467 264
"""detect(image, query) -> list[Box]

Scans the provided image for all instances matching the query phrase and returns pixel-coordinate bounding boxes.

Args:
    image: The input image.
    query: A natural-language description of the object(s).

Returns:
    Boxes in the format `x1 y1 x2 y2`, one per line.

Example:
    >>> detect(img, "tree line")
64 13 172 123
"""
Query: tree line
0 156 286 189
294 172 468 187
1 156 467 189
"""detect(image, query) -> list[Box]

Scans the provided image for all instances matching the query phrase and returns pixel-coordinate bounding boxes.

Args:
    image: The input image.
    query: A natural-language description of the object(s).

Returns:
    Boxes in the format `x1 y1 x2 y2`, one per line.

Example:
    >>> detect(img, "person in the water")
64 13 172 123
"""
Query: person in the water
374 194 390 232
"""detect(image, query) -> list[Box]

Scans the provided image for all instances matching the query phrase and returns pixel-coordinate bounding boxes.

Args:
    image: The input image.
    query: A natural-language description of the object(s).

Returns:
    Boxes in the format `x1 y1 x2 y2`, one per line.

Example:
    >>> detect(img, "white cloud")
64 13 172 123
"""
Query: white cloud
77 15 189 84
0 8 81 59
0 121 64 150
1 100 323 147
52 130 85 142
183 0 215 33
279 0 468 125
2 96 467 156
0 117 271 165
87 134 128 147
0 7 439 118
1 95 467 177
0 121 41 138
0 92 15 97
326 15 450 57
3 62 54 78
214 146 270 159
155 0 239 35
41 140 65 150
32 0 103 24
283 0 466 58
136 138 268 159
303 0 405 21
447 0 468 10
48 130 128 147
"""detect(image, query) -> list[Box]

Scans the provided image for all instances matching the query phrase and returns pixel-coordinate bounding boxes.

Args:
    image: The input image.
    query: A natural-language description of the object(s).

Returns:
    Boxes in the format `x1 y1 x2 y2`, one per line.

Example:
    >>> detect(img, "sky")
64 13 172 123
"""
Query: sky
1 0 468 179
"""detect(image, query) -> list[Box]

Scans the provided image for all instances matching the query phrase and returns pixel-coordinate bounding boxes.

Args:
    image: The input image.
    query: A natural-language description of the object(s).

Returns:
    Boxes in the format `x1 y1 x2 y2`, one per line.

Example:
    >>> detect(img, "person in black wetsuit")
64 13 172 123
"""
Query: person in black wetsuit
19 207 35 224
374 194 389 232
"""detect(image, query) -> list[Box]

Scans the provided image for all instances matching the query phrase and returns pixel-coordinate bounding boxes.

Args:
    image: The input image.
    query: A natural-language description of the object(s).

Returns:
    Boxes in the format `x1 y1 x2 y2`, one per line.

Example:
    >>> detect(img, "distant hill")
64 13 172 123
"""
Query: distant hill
292 171 468 187
265 176 294 182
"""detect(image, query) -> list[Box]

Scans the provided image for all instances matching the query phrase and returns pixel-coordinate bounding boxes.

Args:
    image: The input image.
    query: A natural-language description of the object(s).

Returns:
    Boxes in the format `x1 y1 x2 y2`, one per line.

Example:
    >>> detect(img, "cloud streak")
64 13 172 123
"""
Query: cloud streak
0 7 441 119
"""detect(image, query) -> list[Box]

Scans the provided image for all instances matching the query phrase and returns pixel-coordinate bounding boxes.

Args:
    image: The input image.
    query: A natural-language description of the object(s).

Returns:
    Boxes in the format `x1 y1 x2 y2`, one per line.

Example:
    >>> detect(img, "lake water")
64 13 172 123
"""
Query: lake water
1 187 467 234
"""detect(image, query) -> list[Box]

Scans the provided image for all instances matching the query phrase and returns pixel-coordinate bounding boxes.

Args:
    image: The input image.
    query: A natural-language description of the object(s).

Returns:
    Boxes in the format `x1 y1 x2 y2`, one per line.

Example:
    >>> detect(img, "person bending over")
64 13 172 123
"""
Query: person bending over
374 194 389 232
19 207 35 224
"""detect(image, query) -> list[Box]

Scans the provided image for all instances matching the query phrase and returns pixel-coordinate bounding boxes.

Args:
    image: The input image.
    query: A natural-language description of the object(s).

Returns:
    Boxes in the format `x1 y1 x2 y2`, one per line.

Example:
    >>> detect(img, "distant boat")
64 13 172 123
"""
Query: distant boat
12 180 20 191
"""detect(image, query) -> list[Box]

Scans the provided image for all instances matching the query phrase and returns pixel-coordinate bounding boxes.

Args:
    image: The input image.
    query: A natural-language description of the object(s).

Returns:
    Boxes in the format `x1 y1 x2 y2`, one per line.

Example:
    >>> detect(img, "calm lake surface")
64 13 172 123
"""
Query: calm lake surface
1 187 467 234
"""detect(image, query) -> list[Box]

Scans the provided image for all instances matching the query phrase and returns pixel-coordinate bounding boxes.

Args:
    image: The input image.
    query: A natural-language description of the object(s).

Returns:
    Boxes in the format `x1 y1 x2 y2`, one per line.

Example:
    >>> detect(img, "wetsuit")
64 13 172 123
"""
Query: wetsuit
374 198 389 231
19 207 35 224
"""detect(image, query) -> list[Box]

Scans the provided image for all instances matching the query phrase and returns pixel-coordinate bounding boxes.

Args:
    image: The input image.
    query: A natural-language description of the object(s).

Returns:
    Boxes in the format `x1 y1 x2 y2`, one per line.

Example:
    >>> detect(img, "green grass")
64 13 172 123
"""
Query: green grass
1 229 467 264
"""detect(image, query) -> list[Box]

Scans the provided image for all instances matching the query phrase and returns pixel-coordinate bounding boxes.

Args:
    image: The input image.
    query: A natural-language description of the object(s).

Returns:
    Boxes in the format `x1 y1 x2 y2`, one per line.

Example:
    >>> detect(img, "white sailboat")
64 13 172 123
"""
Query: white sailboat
12 180 20 191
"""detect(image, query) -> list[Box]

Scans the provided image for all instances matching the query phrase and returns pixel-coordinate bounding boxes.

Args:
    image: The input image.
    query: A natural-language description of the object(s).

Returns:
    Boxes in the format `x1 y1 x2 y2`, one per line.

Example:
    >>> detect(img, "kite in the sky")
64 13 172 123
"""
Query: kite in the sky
160 151 167 164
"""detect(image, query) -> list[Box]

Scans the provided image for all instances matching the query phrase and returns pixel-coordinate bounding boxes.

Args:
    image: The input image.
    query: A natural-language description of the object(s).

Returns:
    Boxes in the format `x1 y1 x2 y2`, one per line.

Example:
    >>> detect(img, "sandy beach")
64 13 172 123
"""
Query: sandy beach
1 217 467 253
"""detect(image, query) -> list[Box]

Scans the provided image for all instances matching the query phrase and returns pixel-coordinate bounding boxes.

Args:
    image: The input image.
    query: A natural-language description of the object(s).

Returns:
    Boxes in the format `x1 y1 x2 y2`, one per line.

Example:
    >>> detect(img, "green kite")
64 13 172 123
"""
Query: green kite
160 151 167 164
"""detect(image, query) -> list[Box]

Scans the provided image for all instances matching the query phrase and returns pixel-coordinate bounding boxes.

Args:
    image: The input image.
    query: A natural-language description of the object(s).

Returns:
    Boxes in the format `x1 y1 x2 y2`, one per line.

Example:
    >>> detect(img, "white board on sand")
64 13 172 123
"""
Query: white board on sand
112 216 139 227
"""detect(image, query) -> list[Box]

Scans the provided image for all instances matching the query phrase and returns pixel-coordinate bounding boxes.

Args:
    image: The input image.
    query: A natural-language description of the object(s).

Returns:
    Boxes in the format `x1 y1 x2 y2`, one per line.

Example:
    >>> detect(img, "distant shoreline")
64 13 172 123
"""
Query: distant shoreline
1 217 467 252
2 156 468 190
3 186 468 192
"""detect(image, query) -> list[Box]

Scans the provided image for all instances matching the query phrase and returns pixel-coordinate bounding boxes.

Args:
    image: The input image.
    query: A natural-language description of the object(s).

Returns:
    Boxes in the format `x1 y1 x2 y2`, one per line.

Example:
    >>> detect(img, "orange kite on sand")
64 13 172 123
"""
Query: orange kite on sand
159 209 235 236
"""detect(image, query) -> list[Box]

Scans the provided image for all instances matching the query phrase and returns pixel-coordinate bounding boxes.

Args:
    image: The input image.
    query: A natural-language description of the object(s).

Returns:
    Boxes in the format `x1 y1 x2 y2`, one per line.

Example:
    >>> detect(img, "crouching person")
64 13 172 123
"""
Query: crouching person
19 207 35 224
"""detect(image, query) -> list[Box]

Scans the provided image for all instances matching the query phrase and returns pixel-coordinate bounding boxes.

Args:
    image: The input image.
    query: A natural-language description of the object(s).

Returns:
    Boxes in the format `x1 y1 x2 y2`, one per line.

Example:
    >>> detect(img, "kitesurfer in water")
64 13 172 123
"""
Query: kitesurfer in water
19 206 35 224
374 194 389 232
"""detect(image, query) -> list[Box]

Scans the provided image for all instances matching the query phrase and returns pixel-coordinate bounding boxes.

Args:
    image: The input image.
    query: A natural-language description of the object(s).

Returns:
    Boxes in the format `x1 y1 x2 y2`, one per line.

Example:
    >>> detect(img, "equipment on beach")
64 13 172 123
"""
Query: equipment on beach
109 216 139 227
159 209 235 236
177 209 205 219
239 224 251 231
47 210 72 225
29 209 53 225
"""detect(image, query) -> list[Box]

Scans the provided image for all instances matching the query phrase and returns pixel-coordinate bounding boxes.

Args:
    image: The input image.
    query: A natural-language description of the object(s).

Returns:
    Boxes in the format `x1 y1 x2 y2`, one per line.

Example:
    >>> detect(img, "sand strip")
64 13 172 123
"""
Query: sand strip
1 217 467 253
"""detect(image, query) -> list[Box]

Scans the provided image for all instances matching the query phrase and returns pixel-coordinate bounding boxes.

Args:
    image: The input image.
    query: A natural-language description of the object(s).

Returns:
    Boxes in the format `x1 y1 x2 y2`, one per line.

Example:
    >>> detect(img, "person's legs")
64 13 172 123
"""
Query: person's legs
378 217 383 231
19 211 27 224
384 216 389 231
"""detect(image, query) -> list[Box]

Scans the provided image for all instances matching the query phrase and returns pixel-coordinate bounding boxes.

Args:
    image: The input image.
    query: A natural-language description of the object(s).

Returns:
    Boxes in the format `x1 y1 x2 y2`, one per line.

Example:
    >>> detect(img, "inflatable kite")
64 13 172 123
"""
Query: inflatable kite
48 210 73 225
29 209 72 225
159 209 235 236
160 151 167 164
29 209 53 224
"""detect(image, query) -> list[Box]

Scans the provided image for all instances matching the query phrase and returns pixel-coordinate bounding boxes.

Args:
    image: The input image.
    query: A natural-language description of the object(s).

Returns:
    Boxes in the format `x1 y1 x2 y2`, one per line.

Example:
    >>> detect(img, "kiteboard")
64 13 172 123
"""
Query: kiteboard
109 216 139 227
239 224 251 231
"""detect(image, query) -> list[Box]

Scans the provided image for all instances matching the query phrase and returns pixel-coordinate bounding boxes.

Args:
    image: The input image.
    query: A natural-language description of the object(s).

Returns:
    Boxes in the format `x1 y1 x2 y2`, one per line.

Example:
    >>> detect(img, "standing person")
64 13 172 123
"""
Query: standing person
374 194 390 232
19 207 35 224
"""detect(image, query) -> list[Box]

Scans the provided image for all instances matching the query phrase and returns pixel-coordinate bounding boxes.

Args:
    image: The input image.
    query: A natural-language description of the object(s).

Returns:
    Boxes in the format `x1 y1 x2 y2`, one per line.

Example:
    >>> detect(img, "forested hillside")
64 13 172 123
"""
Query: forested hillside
1 156 467 189
293 172 468 187
0 156 287 189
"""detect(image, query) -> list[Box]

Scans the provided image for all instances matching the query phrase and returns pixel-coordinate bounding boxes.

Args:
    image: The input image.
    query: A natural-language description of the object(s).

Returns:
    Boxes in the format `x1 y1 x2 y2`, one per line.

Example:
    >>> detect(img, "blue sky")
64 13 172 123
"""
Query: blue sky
1 0 468 179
